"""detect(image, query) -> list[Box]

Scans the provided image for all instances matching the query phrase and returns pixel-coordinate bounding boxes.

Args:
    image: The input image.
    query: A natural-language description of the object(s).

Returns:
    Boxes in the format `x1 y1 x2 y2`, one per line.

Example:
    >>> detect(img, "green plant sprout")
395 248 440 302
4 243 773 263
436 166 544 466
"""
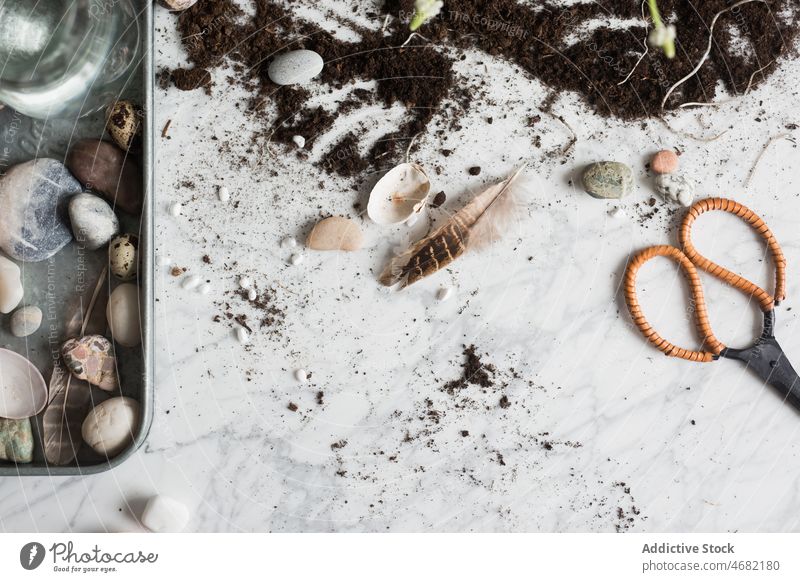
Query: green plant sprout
410 0 444 31
647 0 676 58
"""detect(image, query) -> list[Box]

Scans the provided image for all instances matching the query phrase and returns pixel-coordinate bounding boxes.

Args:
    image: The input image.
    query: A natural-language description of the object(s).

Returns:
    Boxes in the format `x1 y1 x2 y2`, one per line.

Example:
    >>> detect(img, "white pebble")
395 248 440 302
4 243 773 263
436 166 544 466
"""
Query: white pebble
218 185 230 202
182 274 202 290
290 253 304 266
156 255 172 267
292 135 306 148
140 495 190 533
198 283 212 295
609 206 626 219
295 369 308 383
169 202 182 217
281 236 297 249
236 327 249 344
239 276 252 289
247 288 257 301
436 287 453 301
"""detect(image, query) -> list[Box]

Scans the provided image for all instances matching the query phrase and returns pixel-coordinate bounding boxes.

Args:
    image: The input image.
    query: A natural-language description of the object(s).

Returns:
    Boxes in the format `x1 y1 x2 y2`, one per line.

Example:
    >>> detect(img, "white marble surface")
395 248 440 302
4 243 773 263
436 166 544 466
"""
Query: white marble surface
3 2 800 533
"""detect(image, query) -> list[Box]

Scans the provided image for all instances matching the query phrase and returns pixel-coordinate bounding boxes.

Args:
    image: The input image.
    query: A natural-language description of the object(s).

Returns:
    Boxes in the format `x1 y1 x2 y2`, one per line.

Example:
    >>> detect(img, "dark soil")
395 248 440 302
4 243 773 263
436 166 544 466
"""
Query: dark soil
442 344 496 395
172 0 800 176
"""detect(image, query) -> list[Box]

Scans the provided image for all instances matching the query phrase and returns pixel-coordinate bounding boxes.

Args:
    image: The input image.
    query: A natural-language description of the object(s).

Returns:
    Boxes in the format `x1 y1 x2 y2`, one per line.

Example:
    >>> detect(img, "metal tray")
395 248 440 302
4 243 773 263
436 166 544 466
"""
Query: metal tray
0 1 154 476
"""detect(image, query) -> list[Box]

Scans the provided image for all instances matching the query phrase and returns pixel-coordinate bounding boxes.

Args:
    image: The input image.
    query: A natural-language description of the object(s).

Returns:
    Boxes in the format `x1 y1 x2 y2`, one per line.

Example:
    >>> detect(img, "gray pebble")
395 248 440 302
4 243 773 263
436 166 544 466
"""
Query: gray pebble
0 159 79 262
10 305 43 338
582 162 634 199
655 173 695 207
268 50 324 85
69 193 120 250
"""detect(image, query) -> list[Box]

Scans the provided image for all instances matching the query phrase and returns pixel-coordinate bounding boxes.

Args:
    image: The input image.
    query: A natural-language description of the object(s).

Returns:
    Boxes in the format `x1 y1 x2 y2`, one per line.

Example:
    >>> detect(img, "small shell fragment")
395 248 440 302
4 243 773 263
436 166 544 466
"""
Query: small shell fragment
182 275 202 290
247 288 257 301
281 236 298 249
436 287 453 301
368 163 431 225
239 276 252 289
290 253 305 265
169 202 182 217
292 135 306 148
306 217 363 251
295 369 308 383
236 327 249 344
218 186 230 202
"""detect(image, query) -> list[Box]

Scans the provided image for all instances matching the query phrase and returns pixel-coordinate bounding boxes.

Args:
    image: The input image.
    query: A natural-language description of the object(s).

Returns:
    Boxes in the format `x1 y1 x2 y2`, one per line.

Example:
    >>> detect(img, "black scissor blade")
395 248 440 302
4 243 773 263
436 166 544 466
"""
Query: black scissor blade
724 337 800 411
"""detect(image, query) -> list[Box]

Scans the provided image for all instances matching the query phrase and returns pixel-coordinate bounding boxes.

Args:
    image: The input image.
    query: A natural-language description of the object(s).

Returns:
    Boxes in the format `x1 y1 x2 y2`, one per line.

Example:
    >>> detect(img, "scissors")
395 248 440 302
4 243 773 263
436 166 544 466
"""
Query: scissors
624 197 800 411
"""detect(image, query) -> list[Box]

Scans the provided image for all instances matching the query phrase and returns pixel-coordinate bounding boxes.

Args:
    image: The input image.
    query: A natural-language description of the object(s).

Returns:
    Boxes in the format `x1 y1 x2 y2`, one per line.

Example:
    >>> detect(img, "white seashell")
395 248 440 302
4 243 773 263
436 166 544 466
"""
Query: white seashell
436 287 453 301
281 236 298 249
236 327 249 344
218 186 230 202
290 253 304 265
292 135 306 149
239 276 252 289
247 288 257 301
295 369 308 383
0 348 48 419
609 206 626 219
367 163 431 225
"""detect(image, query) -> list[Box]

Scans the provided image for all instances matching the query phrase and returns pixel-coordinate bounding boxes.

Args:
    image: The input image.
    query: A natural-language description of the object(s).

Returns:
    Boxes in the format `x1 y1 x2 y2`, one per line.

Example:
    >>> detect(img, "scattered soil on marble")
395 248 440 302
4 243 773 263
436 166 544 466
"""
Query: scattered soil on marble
442 345 496 395
171 0 800 176
215 284 286 335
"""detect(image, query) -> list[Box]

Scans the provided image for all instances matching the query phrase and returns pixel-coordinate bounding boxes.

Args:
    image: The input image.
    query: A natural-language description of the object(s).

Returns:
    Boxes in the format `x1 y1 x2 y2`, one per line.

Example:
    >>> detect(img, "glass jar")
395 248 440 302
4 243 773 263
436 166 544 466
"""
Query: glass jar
0 0 140 119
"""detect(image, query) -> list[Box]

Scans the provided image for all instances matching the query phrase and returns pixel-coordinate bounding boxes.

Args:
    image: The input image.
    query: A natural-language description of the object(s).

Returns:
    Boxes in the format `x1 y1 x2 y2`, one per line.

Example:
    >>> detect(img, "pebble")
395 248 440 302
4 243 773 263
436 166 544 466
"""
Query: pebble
198 283 212 295
140 495 191 533
10 306 43 337
295 369 308 383
655 173 695 207
0 348 48 419
290 253 304 266
107 284 141 347
0 158 79 261
651 149 679 174
582 161 634 199
236 327 249 344
109 234 138 281
0 418 33 463
281 236 297 249
69 193 120 250
267 50 324 85
306 216 364 251
609 206 626 219
292 135 306 148
61 335 118 391
157 0 198 10
182 274 202 290
169 201 182 217
239 276 252 289
66 139 143 214
247 288 257 301
436 287 453 301
218 185 230 202
0 256 23 314
81 396 140 457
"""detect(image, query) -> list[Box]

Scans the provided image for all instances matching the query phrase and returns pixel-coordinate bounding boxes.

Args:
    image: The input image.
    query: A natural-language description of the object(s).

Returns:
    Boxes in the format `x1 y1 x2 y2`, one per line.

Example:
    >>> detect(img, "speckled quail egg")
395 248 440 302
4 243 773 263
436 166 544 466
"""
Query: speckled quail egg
109 234 138 281
105 100 142 152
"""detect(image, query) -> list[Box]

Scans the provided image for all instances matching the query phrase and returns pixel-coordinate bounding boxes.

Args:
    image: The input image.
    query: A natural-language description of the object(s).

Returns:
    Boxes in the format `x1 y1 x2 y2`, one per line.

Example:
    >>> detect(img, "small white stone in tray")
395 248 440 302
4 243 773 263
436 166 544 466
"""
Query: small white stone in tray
290 253 304 266
198 283 212 295
609 206 626 219
156 255 172 267
141 495 190 533
281 236 297 249
239 276 252 289
182 274 202 290
236 327 249 344
295 369 308 383
292 135 306 148
247 288 257 301
169 202 182 217
218 185 230 202
436 287 453 301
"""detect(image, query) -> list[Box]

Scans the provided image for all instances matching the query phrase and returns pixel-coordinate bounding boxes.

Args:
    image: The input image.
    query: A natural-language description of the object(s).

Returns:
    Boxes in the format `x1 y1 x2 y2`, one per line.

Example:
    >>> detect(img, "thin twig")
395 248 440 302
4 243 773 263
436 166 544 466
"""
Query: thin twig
401 32 431 47
661 0 768 109
555 115 578 156
745 133 791 189
405 132 423 163
657 116 729 143
161 119 172 138
618 0 650 86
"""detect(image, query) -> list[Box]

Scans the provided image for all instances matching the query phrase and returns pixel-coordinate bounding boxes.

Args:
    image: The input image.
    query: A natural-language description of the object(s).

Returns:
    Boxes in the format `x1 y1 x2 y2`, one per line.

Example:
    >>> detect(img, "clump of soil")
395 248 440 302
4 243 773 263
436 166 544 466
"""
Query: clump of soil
165 67 212 94
442 345 496 395
172 0 800 176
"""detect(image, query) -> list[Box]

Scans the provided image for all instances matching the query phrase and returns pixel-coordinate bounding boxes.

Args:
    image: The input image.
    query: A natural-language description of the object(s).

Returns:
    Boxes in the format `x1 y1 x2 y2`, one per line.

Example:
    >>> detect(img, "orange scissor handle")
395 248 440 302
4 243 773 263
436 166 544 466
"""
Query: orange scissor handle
680 197 786 312
624 245 723 362
624 197 787 363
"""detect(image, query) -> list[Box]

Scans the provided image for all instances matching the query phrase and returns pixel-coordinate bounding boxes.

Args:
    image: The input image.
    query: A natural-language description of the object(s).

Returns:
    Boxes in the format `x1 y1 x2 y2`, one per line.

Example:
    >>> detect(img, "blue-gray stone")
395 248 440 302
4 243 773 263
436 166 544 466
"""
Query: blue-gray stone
0 158 79 261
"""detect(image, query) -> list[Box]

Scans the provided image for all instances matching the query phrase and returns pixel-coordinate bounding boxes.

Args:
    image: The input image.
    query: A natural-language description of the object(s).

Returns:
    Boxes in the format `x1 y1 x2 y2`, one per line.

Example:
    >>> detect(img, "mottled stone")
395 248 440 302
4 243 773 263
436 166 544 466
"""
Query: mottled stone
655 173 695 207
268 50 324 85
582 162 634 199
68 193 120 250
0 158 79 261
0 418 33 464
62 335 118 391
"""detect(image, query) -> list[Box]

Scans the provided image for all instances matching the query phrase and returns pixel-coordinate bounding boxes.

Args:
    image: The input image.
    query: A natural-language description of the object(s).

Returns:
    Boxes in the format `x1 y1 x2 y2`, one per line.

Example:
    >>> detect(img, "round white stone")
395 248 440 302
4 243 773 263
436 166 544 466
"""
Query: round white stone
0 256 23 314
10 306 42 337
267 50 324 86
107 284 141 347
81 396 140 457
